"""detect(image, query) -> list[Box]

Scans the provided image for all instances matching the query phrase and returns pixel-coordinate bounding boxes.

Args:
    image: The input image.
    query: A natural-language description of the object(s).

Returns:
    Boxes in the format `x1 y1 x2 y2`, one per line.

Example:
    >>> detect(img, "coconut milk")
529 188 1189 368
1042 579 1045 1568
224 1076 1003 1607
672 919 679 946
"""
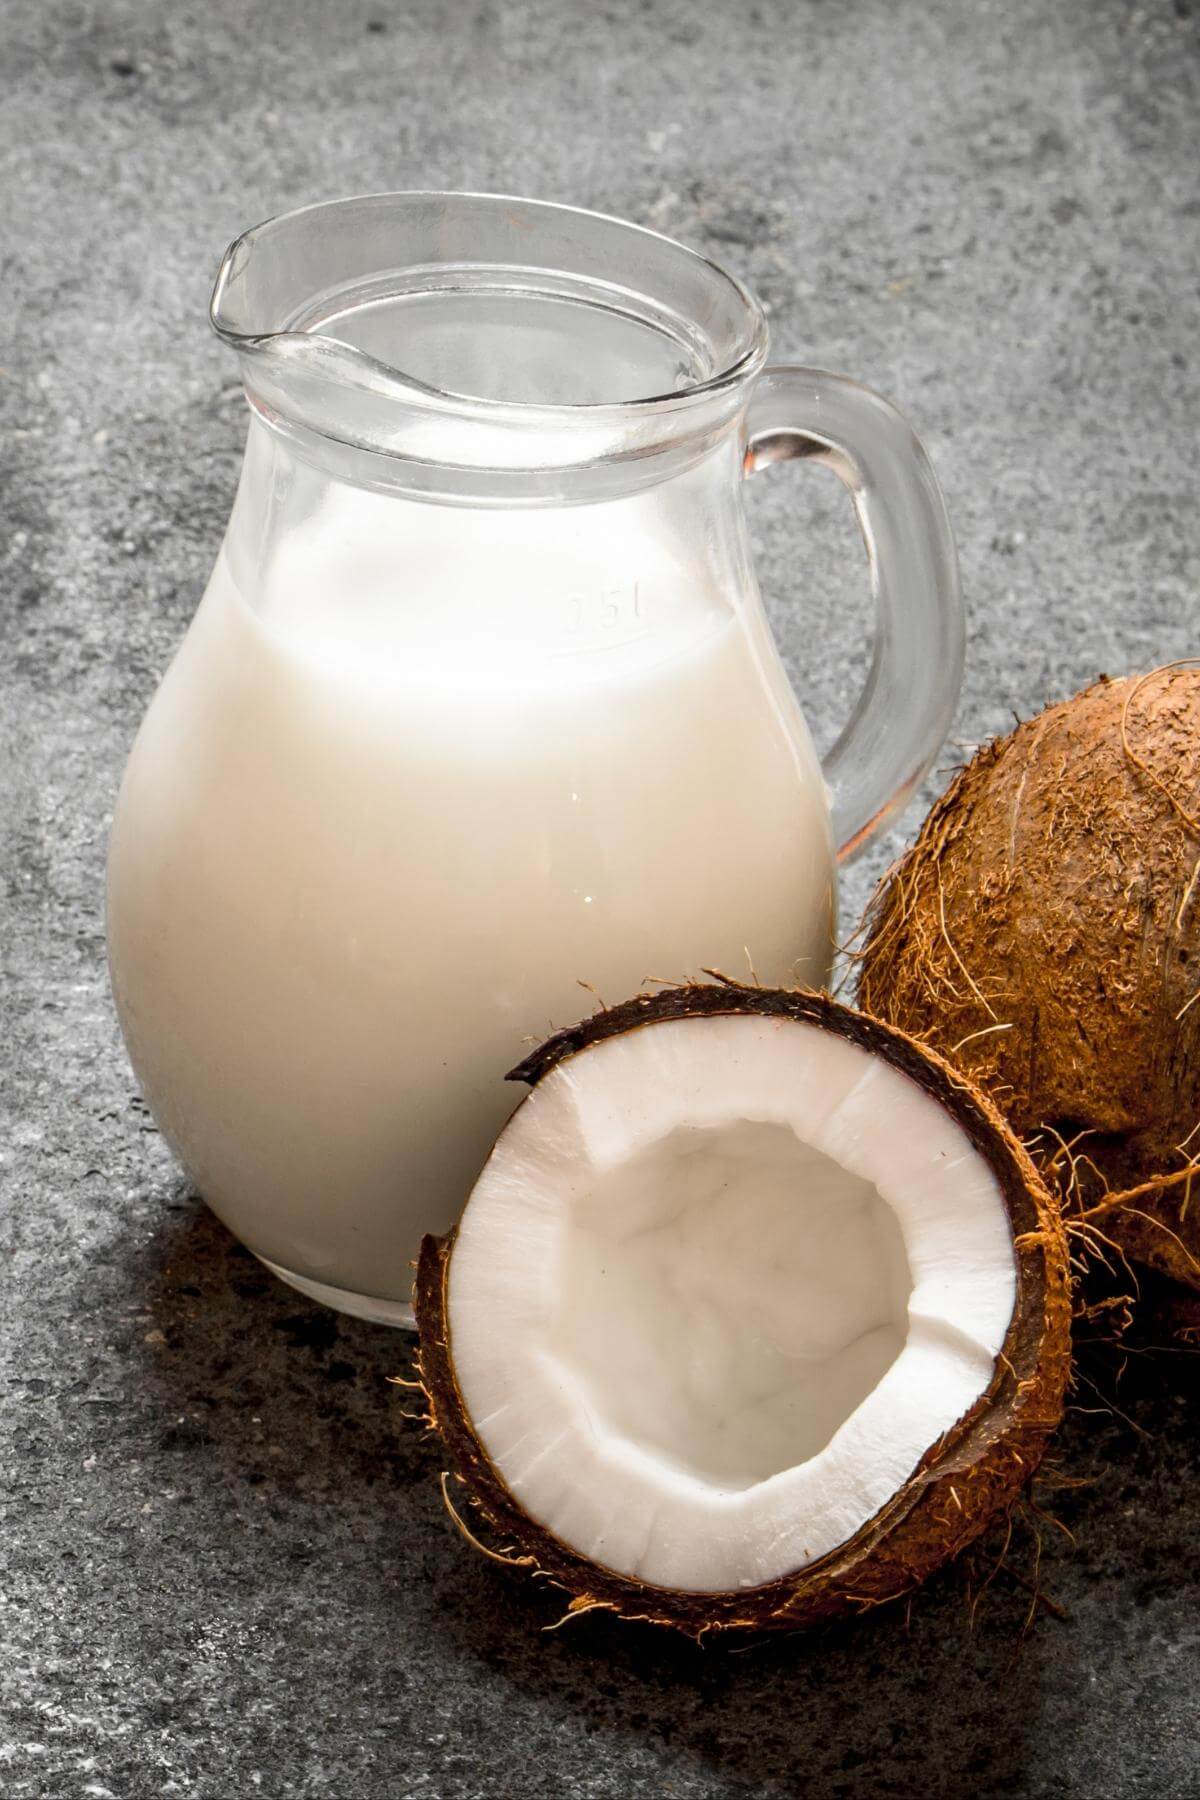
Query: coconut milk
107 486 835 1309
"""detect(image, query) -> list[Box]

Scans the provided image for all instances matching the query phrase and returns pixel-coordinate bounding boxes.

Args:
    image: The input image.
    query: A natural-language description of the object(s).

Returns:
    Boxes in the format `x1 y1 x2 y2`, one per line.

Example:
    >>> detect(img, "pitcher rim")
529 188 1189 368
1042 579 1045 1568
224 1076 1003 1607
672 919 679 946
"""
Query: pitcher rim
208 189 770 422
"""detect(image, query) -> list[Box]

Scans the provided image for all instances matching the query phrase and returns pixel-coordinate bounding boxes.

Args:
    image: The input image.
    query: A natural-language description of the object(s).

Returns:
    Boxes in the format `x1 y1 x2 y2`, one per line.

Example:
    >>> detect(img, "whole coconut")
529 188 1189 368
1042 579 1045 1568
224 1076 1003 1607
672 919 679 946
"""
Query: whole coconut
859 666 1200 1291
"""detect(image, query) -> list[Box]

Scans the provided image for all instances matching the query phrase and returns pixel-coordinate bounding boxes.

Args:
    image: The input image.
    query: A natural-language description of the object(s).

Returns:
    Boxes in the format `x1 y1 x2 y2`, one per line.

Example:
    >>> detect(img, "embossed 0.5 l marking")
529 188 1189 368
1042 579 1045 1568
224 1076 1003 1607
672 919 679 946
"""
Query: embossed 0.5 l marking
566 582 644 644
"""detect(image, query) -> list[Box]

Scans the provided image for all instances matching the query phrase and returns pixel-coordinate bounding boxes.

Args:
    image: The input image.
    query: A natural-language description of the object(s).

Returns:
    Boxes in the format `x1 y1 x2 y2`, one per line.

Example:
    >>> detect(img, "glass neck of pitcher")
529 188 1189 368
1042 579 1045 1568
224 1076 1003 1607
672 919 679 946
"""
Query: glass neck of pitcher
221 409 758 670
240 374 755 509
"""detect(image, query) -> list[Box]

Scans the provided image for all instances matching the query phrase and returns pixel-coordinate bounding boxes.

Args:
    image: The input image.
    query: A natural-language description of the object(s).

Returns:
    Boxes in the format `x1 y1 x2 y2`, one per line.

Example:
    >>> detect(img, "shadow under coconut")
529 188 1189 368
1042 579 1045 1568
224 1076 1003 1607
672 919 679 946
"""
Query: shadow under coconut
420 1348 1200 1799
413 1508 1065 1797
118 1195 1200 1800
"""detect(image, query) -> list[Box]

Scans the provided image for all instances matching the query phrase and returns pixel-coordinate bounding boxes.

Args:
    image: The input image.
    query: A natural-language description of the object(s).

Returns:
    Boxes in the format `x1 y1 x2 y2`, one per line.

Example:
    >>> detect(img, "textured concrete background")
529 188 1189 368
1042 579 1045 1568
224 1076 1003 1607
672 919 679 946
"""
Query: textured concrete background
2 1 1199 1795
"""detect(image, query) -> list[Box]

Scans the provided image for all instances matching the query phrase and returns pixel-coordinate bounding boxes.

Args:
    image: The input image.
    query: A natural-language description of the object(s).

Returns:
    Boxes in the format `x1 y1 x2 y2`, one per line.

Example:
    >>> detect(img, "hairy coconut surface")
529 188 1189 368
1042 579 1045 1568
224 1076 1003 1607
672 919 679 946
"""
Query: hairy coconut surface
415 984 1069 1637
859 667 1200 1292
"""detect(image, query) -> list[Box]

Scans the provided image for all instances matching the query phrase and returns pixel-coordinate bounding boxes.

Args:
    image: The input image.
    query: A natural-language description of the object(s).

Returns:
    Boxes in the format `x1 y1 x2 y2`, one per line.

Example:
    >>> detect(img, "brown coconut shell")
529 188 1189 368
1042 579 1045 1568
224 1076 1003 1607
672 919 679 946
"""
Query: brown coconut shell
859 667 1200 1292
414 983 1070 1637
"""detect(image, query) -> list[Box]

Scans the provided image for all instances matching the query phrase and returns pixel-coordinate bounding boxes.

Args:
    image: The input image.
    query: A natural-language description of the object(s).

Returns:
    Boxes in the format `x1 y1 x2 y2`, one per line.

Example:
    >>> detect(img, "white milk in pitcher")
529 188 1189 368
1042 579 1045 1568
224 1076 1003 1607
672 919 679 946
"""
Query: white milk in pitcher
107 485 835 1311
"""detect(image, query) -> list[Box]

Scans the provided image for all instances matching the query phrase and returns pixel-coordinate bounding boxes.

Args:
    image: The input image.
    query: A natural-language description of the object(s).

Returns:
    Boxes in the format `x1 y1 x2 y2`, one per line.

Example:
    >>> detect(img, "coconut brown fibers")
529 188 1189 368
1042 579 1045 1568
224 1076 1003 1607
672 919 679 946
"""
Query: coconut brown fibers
859 667 1200 1290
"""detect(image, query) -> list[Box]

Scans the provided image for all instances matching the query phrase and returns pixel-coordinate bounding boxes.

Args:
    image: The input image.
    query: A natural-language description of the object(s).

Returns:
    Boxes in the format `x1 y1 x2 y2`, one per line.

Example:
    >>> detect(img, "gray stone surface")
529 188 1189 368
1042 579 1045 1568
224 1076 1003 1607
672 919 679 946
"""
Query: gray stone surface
2 0 1199 1794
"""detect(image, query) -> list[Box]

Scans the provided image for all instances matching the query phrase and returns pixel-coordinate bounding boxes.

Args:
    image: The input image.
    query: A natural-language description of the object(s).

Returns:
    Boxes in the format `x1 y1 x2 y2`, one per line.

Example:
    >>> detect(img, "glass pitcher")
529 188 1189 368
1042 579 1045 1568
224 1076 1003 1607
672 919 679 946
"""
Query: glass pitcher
106 192 961 1328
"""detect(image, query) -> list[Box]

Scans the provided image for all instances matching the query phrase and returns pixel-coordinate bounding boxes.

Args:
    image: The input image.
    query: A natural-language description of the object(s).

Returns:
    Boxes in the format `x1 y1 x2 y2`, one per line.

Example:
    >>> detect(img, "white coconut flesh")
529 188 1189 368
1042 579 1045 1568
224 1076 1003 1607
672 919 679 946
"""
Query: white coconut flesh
446 1013 1017 1593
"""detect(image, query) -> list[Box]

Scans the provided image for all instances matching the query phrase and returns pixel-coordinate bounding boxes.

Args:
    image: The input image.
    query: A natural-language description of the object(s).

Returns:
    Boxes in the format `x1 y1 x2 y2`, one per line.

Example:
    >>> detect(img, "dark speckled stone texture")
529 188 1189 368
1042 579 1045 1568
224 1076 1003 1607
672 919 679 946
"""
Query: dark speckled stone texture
2 1 1199 1794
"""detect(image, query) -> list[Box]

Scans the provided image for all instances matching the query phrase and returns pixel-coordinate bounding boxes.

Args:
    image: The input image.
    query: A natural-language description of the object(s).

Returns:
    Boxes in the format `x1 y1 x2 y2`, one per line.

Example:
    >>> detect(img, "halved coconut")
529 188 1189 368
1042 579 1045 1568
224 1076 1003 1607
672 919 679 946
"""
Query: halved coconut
415 985 1070 1634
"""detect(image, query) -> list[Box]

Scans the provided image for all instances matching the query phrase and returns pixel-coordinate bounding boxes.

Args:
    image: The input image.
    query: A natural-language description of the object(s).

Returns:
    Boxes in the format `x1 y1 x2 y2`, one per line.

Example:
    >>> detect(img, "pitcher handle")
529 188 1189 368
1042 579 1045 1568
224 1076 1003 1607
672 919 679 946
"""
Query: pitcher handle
744 367 963 862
